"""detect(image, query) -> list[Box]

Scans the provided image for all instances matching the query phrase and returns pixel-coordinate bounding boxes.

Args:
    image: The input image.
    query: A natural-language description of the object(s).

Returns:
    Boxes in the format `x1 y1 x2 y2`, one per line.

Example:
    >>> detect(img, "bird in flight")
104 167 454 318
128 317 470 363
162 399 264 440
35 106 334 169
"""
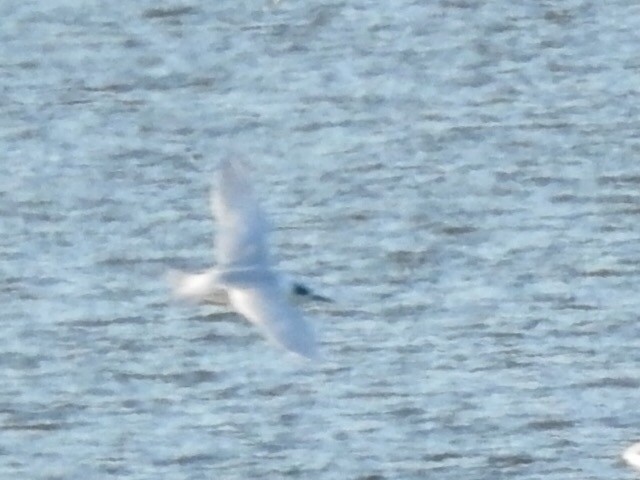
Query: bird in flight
169 159 330 359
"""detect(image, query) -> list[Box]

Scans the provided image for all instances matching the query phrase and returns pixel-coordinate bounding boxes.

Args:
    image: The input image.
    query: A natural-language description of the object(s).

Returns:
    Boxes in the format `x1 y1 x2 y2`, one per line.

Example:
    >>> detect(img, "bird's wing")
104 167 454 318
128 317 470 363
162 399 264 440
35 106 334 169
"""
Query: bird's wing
211 159 270 269
167 269 228 304
227 283 318 359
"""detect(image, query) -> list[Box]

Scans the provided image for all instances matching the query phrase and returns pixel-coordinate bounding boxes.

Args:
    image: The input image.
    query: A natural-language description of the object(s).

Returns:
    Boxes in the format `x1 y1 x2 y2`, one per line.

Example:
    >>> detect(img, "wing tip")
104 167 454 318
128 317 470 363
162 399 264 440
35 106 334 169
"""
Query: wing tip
218 157 252 180
282 331 320 361
292 344 320 361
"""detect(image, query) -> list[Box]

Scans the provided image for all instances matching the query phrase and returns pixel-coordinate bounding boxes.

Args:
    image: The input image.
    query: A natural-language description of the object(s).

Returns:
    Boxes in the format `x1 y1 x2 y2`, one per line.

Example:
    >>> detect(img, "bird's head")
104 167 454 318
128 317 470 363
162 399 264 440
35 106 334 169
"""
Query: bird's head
289 281 332 303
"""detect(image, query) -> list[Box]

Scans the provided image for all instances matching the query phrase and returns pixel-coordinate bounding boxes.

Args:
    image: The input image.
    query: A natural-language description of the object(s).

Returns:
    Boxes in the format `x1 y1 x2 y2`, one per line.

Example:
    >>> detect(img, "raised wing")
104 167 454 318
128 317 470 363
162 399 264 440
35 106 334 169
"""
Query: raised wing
211 159 271 269
227 283 318 359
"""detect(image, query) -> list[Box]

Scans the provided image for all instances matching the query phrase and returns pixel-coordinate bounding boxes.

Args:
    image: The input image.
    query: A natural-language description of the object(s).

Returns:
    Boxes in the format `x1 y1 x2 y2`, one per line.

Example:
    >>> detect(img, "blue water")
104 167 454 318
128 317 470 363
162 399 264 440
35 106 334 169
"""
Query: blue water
2 1 640 478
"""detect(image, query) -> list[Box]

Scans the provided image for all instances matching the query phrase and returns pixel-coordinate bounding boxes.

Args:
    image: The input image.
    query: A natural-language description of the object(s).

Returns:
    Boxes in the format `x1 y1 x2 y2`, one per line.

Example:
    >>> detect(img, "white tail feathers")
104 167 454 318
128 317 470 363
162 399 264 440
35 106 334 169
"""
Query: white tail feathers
623 442 640 471
166 269 228 304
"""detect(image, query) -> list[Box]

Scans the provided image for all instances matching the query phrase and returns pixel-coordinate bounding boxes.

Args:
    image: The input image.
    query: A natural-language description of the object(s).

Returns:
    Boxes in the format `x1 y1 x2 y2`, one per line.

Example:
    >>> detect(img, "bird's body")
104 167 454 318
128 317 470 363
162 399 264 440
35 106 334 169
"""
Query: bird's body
169 159 327 359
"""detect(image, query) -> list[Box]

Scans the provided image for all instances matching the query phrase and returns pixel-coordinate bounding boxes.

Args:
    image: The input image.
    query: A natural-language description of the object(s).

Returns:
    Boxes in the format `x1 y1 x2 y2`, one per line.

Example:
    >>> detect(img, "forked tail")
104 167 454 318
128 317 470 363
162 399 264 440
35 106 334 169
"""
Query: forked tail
166 269 228 304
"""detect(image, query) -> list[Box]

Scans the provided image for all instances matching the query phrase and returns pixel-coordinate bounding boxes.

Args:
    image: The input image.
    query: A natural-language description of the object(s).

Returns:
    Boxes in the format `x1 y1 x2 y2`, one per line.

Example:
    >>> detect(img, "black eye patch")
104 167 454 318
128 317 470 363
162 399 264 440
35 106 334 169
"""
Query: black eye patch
293 283 310 296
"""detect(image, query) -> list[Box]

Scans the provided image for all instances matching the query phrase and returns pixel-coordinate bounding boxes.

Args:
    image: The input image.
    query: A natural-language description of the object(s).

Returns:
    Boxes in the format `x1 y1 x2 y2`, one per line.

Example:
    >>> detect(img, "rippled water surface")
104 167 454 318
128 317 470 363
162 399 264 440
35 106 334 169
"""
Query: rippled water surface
2 1 640 479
